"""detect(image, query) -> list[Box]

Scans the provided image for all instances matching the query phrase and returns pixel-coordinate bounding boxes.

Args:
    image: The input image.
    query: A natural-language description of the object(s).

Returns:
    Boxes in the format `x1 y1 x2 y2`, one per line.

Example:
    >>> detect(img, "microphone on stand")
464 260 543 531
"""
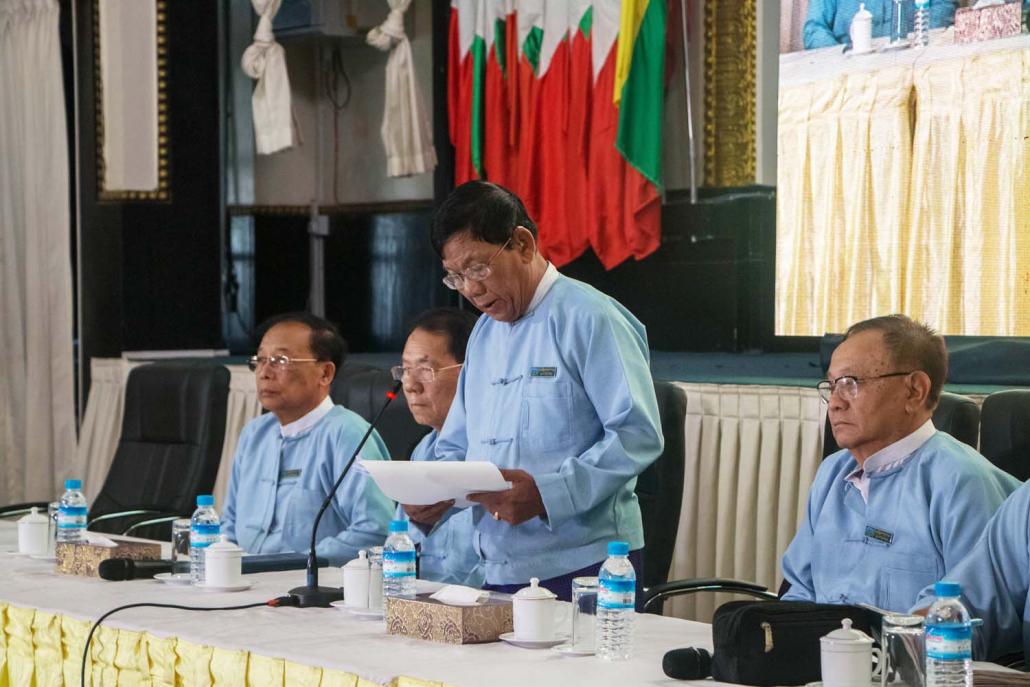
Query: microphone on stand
288 381 402 608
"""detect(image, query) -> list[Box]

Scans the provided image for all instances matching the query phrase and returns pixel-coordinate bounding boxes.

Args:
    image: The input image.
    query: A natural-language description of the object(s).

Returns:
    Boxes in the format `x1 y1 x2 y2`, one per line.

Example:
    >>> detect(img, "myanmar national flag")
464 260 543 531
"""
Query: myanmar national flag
449 0 483 183
481 0 512 187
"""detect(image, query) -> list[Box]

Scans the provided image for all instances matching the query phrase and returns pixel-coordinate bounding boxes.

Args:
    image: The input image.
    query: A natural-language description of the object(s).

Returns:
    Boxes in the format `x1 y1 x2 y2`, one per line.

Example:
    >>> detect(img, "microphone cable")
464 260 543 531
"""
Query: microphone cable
80 595 299 687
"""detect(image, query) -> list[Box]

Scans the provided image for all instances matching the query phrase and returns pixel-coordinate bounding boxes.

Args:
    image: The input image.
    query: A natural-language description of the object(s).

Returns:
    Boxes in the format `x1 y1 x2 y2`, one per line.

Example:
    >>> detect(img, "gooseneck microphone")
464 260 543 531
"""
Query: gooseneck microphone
663 647 713 680
288 381 402 607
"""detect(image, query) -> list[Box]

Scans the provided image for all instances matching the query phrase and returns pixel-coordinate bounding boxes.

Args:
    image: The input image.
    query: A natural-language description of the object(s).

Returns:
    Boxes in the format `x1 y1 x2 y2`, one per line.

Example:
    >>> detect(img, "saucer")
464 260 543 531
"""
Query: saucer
28 554 58 562
498 632 569 649
154 572 193 586
196 581 252 593
330 601 384 619
553 643 594 657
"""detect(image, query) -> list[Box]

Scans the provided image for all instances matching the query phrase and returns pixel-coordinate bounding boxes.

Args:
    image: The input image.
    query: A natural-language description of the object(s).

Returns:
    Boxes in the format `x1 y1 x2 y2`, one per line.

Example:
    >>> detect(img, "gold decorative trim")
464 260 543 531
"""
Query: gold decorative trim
94 0 171 202
703 0 756 187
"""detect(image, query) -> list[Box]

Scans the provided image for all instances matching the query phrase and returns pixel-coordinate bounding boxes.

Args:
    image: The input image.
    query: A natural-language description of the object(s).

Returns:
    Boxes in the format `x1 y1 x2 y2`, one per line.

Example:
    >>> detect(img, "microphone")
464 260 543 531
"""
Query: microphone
288 381 402 607
662 647 713 680
98 558 173 581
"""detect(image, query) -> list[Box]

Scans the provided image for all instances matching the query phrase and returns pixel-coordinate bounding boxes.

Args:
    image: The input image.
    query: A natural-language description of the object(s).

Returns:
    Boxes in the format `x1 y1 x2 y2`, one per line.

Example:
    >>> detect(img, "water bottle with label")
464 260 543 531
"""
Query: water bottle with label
913 0 930 47
57 479 88 544
597 541 636 661
925 581 973 687
189 494 220 585
383 519 416 599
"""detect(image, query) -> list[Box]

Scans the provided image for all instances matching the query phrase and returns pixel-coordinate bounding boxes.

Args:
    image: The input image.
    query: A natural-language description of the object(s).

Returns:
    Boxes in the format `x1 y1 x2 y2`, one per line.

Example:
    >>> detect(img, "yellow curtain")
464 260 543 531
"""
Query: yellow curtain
777 47 1030 336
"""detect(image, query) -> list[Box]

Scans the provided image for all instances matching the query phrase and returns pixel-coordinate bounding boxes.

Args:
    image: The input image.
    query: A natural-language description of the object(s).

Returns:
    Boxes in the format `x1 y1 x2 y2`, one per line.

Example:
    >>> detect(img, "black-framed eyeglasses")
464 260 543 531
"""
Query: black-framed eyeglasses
817 371 915 403
390 363 463 384
442 237 512 290
248 354 323 372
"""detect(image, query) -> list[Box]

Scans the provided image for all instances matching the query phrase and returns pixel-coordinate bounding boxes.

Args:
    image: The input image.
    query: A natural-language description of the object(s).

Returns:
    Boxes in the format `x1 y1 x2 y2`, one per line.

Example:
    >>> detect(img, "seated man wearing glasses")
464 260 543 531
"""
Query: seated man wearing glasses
399 181 663 602
392 307 484 586
222 312 393 566
781 314 1018 611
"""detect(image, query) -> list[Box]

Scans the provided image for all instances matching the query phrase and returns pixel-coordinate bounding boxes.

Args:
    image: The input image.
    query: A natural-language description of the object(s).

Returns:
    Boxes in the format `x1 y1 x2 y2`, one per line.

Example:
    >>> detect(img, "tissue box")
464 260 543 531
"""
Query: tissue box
954 3 1021 44
385 594 514 644
57 540 162 577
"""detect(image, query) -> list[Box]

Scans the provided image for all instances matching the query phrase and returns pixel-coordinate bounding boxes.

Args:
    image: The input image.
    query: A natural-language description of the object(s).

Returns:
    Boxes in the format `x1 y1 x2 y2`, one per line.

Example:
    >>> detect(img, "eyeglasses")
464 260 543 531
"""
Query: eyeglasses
442 238 512 290
817 371 915 403
248 354 323 372
390 363 462 384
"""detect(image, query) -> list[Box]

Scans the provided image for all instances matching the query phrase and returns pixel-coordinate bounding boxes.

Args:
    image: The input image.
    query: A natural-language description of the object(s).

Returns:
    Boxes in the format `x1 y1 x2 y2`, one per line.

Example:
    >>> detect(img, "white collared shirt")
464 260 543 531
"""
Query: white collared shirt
844 418 937 503
279 395 334 438
525 262 559 315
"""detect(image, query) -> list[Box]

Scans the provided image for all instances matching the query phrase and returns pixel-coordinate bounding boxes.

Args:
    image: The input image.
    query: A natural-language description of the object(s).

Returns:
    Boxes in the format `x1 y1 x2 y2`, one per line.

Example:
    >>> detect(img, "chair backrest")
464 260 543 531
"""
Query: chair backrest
635 380 686 590
330 363 429 461
90 361 230 537
979 389 1030 482
822 391 980 458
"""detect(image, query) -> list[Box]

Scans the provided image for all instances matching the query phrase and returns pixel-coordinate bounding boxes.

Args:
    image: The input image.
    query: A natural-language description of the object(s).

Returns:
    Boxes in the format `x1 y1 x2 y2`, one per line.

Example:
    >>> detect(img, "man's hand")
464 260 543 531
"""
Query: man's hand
402 500 455 526
467 469 545 526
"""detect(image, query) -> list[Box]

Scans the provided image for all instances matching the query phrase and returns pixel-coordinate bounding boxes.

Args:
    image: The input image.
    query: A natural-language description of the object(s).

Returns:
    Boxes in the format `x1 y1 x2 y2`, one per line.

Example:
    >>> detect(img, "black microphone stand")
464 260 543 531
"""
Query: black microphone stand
289 381 402 607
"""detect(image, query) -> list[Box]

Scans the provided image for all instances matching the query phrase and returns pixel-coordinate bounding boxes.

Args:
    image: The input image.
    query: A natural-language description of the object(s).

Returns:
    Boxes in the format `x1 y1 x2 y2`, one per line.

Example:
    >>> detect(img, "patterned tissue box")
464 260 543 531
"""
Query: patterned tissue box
385 593 514 644
954 2 1022 44
57 540 162 577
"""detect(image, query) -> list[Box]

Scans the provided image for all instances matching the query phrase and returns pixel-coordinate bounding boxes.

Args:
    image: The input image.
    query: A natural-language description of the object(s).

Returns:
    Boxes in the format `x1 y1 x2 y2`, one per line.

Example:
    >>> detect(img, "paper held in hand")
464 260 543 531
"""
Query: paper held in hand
356 460 511 508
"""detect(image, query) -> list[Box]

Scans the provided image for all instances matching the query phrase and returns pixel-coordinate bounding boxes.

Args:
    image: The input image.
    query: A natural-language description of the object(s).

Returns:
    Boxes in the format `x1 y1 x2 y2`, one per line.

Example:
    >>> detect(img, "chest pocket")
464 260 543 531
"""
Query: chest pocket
521 380 573 454
879 553 940 611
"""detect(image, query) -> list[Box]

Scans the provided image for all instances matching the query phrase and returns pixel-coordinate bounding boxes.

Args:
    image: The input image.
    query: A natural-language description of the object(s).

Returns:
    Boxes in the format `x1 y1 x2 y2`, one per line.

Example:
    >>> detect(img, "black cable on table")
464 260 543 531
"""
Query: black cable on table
80 595 298 687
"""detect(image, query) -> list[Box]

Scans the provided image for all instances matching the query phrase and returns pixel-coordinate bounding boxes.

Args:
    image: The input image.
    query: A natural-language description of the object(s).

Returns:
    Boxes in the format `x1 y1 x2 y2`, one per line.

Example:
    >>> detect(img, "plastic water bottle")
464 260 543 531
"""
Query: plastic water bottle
597 541 636 661
925 581 973 687
57 479 88 543
383 519 416 599
189 495 220 584
913 0 930 47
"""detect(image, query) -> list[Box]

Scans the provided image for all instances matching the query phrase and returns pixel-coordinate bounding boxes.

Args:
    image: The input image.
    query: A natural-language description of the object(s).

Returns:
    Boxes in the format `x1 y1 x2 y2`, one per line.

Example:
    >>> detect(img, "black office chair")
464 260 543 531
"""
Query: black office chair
330 363 430 461
87 361 230 540
979 389 1030 482
822 391 980 458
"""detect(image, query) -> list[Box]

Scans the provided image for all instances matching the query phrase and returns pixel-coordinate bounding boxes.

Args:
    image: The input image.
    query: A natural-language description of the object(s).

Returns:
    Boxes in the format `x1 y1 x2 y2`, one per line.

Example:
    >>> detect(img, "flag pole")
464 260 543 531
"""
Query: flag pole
681 0 698 204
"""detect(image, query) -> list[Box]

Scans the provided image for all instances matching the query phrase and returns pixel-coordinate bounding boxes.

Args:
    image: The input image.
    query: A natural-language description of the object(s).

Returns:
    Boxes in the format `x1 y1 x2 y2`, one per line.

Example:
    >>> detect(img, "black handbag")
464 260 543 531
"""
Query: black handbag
710 600 882 686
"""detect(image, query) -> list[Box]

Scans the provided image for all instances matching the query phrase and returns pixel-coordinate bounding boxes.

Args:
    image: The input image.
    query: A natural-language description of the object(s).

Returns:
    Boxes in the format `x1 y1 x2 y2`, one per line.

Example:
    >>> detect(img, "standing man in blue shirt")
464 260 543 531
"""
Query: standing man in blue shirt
781 314 1019 611
401 180 663 601
222 312 394 566
393 307 484 586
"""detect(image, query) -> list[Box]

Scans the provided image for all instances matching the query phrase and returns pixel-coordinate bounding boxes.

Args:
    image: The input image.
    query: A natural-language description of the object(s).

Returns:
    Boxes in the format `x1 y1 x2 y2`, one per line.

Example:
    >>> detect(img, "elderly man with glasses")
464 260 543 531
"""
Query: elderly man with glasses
780 314 1019 611
397 180 663 603
221 312 393 565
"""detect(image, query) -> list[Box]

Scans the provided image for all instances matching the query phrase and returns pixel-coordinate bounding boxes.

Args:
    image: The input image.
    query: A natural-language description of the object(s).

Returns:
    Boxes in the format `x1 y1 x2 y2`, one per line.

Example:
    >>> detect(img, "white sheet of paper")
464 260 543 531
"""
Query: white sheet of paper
357 460 511 508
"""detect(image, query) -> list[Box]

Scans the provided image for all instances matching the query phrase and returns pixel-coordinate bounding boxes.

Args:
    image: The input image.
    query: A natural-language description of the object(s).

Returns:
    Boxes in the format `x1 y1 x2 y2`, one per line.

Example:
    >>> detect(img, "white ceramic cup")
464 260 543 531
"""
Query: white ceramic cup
821 618 882 687
850 3 873 53
343 550 371 608
18 507 50 555
512 577 557 641
203 535 243 587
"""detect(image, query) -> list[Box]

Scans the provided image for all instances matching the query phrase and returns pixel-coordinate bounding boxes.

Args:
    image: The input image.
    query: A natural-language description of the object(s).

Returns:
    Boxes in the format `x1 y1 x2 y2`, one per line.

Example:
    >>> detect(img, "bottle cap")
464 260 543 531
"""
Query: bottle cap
935 581 961 597
389 519 408 533
65 479 82 490
196 494 215 507
608 541 630 556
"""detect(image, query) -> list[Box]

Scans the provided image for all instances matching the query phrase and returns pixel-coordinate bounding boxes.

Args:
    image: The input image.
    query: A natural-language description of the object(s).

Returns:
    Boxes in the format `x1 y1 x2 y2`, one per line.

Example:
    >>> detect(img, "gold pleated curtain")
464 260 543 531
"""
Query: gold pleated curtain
777 43 1030 336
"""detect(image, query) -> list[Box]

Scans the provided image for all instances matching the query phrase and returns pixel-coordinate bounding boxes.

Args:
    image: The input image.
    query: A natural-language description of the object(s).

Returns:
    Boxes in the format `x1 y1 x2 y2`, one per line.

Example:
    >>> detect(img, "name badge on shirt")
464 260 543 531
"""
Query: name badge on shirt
279 468 302 481
864 525 894 545
530 366 557 378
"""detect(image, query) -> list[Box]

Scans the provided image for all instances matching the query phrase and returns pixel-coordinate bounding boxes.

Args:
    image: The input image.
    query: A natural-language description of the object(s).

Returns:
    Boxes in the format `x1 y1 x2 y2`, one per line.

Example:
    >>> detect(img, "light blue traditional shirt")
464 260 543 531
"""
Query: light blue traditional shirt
436 268 664 584
396 431 484 587
222 397 394 566
781 428 1019 611
803 0 956 49
914 482 1030 661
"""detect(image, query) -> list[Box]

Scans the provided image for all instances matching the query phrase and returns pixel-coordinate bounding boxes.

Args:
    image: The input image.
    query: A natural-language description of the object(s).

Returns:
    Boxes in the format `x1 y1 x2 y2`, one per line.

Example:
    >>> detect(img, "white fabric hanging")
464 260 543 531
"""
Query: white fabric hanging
0 0 77 503
241 0 293 155
366 0 436 177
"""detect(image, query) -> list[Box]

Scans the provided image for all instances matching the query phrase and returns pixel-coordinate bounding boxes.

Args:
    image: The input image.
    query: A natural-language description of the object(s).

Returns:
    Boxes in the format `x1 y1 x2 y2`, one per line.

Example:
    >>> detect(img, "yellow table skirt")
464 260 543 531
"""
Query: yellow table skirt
0 603 451 687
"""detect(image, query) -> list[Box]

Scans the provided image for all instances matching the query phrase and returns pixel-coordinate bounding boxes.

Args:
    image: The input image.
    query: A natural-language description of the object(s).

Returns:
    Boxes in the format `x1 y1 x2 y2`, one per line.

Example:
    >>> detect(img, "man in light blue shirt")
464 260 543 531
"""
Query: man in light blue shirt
781 314 1018 611
392 307 484 586
222 312 394 566
912 483 1030 661
803 0 956 50
401 181 663 602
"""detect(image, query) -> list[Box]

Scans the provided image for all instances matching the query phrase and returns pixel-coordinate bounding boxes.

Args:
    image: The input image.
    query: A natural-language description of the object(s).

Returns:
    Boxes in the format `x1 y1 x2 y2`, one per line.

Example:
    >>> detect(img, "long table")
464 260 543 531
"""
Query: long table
0 525 715 687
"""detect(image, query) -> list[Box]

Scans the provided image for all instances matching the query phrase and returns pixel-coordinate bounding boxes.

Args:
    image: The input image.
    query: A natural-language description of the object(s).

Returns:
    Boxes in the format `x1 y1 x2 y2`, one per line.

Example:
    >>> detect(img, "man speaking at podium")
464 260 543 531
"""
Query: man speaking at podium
402 181 663 602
